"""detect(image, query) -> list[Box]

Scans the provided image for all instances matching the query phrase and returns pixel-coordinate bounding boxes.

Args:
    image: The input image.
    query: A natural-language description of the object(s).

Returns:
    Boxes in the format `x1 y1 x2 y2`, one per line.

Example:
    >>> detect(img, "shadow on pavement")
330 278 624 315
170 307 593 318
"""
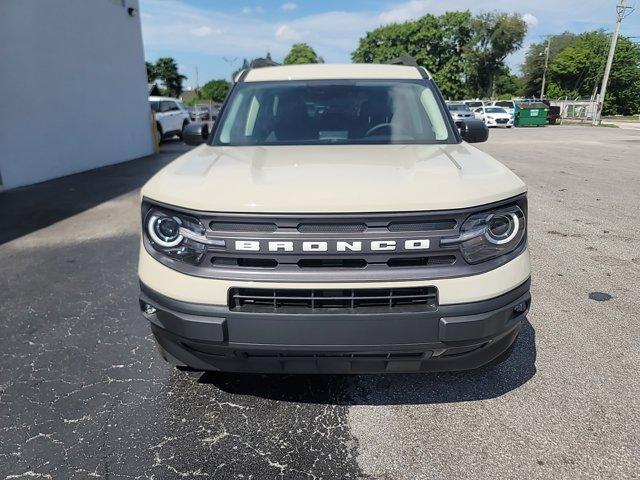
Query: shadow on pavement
0 140 190 245
199 319 537 405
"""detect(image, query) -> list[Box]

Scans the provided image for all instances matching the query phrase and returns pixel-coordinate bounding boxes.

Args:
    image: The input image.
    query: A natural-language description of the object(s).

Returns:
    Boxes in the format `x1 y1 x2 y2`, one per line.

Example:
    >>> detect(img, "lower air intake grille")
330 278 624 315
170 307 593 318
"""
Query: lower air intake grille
228 287 438 313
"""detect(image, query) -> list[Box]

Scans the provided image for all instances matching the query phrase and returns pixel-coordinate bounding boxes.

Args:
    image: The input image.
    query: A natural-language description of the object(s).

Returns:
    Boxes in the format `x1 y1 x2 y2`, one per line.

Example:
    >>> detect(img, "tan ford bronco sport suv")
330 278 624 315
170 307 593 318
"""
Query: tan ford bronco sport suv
139 59 531 374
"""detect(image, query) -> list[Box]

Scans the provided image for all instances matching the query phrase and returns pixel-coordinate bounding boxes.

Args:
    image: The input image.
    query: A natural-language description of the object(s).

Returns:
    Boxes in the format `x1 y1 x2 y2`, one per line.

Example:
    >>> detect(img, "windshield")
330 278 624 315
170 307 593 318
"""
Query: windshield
213 80 454 146
486 107 507 113
495 101 514 108
448 104 470 112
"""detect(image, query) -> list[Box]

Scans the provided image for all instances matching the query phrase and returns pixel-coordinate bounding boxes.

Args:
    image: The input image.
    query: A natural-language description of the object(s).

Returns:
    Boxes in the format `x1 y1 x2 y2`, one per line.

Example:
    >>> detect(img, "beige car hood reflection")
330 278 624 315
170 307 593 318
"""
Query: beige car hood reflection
142 143 526 213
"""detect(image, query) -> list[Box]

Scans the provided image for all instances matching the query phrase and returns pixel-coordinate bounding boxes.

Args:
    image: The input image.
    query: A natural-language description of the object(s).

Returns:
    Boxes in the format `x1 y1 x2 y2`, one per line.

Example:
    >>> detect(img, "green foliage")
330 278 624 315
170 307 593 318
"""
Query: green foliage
493 66 521 98
352 11 473 99
146 61 158 83
520 32 578 98
284 43 324 64
199 79 231 103
466 12 527 98
352 11 526 99
147 57 186 98
523 31 640 115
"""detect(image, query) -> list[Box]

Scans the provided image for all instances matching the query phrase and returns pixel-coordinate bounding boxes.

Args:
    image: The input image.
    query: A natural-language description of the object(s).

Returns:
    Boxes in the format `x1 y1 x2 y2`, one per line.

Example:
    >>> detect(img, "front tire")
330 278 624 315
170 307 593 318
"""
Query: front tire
178 120 189 140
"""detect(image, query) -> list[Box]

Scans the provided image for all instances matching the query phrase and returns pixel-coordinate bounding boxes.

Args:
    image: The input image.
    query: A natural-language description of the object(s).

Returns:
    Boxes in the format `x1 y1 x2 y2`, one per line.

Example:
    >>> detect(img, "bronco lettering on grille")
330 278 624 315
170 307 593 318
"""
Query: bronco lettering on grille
234 239 430 253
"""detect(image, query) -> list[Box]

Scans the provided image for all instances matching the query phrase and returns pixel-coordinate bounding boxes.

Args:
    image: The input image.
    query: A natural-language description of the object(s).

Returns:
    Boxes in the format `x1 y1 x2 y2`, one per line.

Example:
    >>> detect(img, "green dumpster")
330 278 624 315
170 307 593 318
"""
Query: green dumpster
514 102 549 127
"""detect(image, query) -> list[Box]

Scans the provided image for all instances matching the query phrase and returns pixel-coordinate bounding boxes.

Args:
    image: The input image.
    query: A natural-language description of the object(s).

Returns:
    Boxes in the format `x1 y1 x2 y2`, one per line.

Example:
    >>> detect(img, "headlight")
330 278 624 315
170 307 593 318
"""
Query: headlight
443 204 526 264
144 207 208 265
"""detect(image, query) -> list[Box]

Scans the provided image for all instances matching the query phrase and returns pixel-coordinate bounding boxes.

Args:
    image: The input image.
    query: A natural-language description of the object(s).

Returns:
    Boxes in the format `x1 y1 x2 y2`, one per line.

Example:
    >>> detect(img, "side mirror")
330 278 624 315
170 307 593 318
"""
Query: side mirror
183 122 210 146
456 119 489 143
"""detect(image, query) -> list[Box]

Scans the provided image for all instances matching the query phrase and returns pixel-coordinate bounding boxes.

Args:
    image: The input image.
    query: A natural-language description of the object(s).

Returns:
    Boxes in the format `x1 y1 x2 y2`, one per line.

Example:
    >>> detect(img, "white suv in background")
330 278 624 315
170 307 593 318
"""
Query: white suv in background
149 96 190 143
492 100 516 117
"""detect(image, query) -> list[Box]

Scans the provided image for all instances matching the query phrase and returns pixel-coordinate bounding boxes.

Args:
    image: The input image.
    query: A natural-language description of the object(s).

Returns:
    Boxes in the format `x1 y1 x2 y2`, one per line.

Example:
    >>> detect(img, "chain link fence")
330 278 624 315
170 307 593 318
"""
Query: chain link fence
550 99 599 123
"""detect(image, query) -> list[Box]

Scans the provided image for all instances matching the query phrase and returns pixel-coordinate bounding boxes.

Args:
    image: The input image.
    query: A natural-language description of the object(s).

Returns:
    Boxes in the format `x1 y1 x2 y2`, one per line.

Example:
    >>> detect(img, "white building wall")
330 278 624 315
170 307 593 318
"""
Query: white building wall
0 0 154 190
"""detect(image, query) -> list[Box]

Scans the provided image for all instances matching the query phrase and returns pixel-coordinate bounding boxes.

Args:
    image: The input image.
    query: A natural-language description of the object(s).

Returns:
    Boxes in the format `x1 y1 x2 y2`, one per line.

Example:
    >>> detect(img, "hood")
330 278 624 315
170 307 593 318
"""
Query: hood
142 143 526 213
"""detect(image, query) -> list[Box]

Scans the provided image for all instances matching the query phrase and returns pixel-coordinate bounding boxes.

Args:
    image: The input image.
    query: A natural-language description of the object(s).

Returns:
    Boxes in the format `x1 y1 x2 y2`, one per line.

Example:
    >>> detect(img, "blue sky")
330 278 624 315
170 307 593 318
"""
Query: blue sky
140 0 640 88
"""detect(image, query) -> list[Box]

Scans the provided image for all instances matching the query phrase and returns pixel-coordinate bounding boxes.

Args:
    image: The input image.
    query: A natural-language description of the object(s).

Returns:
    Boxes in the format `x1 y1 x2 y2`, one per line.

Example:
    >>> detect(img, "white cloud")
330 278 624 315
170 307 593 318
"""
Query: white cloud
281 2 298 12
140 0 637 75
522 13 539 28
379 0 432 24
243 6 265 15
190 26 221 37
275 24 303 41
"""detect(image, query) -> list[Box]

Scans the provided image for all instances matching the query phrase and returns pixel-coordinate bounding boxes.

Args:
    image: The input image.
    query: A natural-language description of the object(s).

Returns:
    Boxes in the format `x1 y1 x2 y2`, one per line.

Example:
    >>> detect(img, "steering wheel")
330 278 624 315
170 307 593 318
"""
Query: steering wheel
364 123 392 137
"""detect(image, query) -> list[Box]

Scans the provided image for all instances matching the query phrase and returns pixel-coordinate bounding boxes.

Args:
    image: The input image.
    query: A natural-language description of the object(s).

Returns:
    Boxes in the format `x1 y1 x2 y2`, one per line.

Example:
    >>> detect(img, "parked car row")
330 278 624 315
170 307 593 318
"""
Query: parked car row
447 99 561 128
447 101 513 128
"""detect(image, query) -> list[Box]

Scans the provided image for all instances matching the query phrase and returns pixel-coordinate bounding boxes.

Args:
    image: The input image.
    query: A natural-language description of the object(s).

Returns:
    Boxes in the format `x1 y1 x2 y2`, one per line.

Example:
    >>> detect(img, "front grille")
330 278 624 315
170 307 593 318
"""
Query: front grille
388 220 456 231
228 286 438 312
496 118 509 124
143 194 527 282
244 351 426 359
297 258 367 268
298 223 366 233
212 255 456 269
212 218 457 234
209 221 277 232
387 255 455 267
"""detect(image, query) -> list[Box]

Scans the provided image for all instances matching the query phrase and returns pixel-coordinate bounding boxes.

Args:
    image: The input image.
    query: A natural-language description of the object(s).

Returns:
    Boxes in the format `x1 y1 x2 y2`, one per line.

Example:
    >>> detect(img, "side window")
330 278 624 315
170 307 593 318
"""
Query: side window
160 101 173 112
150 101 160 113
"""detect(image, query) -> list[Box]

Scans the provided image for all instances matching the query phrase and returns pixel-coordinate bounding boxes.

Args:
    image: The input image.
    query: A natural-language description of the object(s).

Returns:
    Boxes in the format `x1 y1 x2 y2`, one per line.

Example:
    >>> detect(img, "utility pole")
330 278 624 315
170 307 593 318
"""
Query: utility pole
593 0 633 125
540 37 551 99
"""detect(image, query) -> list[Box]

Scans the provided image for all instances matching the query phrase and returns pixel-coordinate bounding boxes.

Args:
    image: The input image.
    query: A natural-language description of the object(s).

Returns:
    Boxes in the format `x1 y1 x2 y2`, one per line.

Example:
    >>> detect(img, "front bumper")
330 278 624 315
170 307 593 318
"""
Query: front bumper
486 119 513 128
140 279 531 374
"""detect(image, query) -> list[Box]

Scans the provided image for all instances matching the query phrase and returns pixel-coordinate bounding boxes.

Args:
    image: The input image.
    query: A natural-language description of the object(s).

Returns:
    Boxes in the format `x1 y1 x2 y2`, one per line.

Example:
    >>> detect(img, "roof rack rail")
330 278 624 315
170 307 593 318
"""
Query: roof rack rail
386 55 419 67
249 58 280 69
235 58 280 83
386 55 431 79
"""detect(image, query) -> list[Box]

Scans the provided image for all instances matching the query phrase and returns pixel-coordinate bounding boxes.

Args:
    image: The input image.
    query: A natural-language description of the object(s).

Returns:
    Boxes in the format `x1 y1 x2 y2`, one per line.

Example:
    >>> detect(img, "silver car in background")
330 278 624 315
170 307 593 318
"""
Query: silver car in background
447 103 475 121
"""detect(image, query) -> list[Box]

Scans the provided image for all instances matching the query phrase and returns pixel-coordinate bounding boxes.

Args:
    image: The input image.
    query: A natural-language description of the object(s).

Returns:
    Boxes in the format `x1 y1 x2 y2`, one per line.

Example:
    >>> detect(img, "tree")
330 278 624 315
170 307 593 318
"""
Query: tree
352 11 526 100
520 33 578 98
146 61 158 83
352 11 474 99
545 32 640 115
465 12 527 98
152 57 187 98
199 79 230 103
283 43 324 64
494 66 521 98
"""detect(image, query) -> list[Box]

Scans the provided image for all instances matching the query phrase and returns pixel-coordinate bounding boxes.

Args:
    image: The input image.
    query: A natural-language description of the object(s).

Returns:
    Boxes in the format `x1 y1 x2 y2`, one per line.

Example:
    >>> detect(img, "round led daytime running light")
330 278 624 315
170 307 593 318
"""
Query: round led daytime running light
484 212 520 245
147 213 183 248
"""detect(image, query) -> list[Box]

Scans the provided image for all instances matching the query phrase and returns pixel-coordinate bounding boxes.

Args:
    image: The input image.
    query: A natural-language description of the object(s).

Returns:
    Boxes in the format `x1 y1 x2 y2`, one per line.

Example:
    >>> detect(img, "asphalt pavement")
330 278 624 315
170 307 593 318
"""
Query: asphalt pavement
0 127 638 479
